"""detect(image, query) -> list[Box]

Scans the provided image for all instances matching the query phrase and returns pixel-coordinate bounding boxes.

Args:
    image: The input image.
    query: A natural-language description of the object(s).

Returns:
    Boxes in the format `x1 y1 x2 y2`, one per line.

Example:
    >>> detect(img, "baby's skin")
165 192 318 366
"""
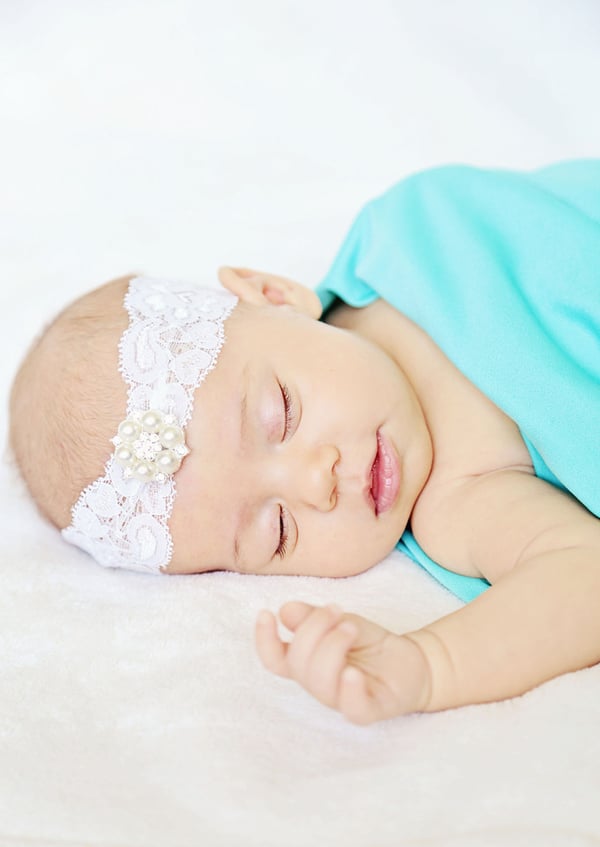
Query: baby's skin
217 267 600 724
11 266 600 725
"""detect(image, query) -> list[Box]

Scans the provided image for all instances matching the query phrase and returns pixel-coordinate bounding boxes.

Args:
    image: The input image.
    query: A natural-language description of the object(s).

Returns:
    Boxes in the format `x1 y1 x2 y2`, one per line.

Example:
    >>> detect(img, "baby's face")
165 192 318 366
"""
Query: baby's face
167 297 433 578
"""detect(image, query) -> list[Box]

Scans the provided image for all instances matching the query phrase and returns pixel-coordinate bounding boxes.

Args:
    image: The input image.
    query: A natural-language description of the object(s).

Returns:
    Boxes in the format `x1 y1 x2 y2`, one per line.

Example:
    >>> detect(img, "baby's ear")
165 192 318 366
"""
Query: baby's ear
217 266 322 320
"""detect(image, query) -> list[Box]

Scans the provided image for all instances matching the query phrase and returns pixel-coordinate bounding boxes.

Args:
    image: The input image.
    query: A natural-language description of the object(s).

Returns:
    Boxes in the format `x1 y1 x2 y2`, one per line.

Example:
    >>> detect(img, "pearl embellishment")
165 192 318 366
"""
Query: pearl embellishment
111 408 190 484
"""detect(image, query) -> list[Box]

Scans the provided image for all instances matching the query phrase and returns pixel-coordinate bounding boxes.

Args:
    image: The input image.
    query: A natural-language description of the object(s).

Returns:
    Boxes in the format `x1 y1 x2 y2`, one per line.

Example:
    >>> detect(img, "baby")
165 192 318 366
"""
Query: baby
9 161 600 725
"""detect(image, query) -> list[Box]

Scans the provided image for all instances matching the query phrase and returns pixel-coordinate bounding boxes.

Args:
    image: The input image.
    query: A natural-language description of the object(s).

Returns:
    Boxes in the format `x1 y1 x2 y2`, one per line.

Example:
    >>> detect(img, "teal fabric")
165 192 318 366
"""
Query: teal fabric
316 161 600 603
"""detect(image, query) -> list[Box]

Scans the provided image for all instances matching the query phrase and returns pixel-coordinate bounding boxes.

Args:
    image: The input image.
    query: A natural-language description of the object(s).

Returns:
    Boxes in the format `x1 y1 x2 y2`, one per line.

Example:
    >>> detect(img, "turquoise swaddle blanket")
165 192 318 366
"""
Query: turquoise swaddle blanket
316 161 600 603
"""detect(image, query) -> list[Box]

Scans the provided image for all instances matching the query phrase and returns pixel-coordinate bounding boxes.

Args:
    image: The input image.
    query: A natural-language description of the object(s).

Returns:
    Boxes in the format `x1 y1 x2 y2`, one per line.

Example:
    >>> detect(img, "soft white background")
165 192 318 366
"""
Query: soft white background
1 2 599 846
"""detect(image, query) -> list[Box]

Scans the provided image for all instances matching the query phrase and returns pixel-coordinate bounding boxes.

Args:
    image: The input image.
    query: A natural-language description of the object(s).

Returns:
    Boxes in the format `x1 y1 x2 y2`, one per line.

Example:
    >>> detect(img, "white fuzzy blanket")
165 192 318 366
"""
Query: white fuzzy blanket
1 2 600 845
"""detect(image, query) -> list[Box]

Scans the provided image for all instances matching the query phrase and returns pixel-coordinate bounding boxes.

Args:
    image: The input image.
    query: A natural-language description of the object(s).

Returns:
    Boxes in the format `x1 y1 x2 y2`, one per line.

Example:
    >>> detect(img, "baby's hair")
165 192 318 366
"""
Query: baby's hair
9 276 132 529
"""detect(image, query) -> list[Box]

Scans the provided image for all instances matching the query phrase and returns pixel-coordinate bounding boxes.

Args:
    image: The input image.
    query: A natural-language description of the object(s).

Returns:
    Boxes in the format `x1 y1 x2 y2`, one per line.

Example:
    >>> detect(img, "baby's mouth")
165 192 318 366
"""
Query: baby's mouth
370 429 400 516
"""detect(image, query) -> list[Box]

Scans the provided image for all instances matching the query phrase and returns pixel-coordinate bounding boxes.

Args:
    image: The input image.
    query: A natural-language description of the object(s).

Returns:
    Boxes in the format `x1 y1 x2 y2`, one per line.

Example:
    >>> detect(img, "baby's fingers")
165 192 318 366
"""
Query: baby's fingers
338 667 381 725
305 620 359 707
284 604 345 681
278 601 317 632
256 604 353 700
255 604 338 679
255 610 292 678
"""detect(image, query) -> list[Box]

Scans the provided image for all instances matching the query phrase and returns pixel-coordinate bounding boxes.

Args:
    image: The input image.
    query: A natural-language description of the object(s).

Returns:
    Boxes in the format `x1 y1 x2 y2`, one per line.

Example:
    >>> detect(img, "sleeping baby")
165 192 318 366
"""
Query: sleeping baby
9 161 600 725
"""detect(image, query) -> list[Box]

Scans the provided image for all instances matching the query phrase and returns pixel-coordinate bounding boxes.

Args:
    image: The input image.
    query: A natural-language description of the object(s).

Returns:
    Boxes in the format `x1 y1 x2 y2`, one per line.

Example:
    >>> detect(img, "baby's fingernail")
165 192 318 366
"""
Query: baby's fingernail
257 610 271 625
327 603 343 615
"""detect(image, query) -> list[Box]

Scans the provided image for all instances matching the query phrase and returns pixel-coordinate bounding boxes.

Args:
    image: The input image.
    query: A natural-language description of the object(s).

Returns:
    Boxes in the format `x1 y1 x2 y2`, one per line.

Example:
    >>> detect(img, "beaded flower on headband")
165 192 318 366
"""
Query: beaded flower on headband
61 277 238 573
111 409 190 484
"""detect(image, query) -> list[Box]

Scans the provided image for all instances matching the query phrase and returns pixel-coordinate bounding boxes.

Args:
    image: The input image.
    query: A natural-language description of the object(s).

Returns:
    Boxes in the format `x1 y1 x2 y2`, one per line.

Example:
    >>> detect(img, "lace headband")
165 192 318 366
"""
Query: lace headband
61 277 238 573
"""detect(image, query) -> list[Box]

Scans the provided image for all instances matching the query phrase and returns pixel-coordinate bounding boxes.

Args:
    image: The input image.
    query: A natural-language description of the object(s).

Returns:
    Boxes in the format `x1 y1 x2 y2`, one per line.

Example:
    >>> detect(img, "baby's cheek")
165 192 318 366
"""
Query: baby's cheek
320 531 384 578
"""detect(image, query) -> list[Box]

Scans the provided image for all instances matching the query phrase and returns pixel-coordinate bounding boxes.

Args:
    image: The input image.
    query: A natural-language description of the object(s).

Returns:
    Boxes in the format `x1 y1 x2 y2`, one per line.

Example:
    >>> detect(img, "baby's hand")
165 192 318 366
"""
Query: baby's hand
255 602 431 724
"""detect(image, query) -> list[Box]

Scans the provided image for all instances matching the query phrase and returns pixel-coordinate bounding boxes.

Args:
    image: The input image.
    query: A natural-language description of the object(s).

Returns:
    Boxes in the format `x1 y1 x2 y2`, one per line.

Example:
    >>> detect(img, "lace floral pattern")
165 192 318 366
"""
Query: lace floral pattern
61 277 238 573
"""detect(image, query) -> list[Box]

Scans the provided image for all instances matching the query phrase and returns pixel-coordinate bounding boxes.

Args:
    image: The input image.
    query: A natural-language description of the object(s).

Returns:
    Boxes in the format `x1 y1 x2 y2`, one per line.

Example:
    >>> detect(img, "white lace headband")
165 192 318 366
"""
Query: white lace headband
61 277 238 573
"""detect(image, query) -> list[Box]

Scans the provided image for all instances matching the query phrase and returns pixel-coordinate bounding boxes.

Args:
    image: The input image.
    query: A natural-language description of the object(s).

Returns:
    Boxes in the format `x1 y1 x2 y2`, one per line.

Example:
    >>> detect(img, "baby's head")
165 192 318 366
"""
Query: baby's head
9 269 432 578
9 276 131 530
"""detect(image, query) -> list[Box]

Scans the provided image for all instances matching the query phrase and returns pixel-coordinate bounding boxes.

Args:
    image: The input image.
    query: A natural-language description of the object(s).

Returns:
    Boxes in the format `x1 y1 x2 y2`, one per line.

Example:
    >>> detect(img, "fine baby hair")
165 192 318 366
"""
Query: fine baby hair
9 277 135 533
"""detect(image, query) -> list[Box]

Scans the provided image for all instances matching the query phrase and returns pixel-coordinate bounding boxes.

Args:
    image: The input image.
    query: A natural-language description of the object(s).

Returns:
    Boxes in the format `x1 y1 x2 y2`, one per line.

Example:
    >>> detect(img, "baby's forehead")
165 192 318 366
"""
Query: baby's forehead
225 298 325 352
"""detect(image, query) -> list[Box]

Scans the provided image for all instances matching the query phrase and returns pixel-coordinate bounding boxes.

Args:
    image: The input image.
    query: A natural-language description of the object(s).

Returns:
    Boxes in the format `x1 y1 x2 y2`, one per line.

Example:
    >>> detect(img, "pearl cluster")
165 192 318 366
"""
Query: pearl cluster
111 409 190 484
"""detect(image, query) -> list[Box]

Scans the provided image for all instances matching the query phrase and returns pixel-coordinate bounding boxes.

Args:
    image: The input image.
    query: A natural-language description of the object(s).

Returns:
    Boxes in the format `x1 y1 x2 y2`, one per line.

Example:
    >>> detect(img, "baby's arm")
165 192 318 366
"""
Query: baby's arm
256 473 600 722
410 470 600 711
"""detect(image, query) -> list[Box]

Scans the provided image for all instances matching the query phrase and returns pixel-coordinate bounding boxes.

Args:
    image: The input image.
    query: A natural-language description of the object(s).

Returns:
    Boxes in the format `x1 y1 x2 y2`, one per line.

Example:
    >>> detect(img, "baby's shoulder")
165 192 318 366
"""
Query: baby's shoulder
411 461 600 586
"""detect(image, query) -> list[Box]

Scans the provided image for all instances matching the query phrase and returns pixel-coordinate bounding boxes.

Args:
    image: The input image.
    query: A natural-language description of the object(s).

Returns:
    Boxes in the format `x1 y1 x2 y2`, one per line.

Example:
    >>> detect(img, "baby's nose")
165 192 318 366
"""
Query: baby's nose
275 442 340 511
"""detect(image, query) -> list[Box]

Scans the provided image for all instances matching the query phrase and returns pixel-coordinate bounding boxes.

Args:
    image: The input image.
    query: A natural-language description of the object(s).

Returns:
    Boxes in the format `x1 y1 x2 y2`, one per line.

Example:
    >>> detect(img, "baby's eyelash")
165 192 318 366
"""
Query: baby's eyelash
280 382 297 439
276 506 288 559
